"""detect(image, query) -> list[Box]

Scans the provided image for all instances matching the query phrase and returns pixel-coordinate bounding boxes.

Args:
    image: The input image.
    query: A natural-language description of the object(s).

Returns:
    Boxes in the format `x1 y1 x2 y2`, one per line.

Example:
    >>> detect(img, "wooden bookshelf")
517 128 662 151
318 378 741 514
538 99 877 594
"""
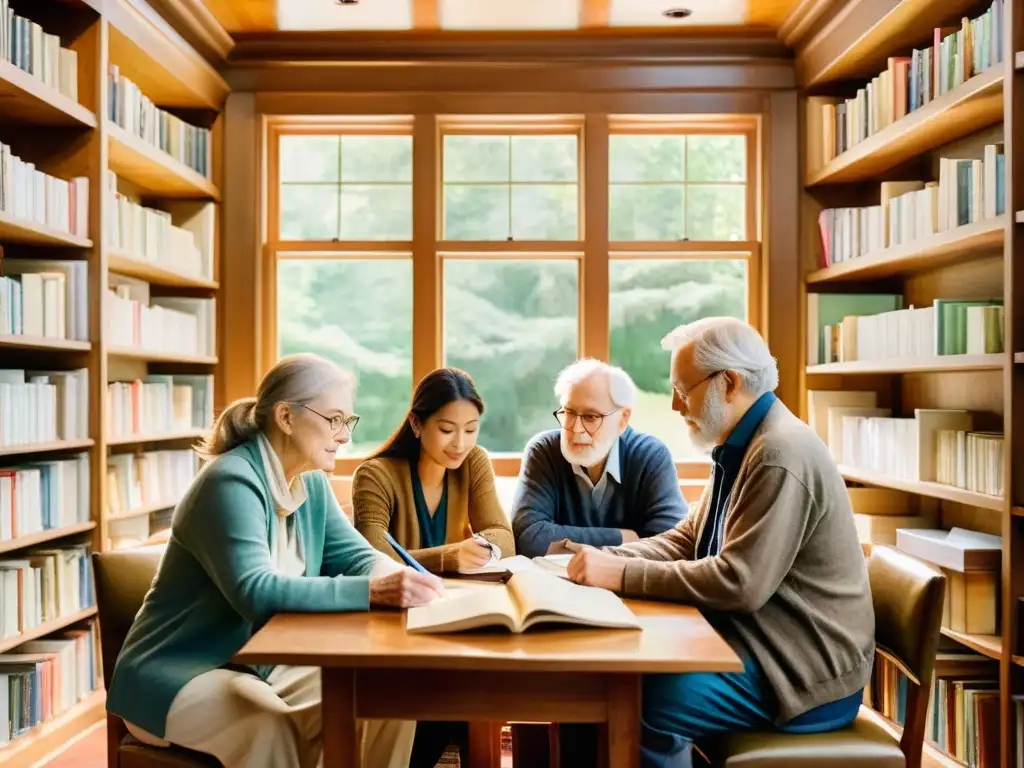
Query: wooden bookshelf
806 354 1004 376
0 210 92 248
1016 352 1024 364
838 466 1004 512
108 122 220 199
0 335 91 352
806 219 1005 284
0 439 95 458
108 500 177 522
0 60 97 128
0 607 99 655
108 347 218 365
807 69 1003 187
108 251 219 289
106 429 208 447
940 628 1002 661
0 522 96 555
0 690 105 767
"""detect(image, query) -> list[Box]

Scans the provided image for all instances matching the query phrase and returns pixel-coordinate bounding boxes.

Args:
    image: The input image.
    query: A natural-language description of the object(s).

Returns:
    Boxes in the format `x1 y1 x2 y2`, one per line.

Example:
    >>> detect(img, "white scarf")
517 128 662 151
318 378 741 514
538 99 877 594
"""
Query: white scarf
256 432 308 517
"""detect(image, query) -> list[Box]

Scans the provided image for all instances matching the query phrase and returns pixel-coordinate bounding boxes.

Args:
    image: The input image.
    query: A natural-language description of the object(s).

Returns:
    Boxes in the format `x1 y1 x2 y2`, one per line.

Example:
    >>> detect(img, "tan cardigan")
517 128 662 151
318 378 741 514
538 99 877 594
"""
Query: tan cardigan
352 445 515 573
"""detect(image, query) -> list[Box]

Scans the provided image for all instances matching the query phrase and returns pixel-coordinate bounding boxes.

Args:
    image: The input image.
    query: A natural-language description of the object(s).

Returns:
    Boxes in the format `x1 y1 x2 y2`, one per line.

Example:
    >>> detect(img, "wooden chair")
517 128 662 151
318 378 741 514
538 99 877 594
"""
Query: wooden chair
92 545 221 768
709 545 946 768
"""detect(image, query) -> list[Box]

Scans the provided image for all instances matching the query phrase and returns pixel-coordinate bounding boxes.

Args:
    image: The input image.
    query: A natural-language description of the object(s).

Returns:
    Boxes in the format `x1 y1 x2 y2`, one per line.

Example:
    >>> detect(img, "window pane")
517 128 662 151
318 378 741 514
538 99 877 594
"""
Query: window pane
443 135 510 182
686 135 746 182
609 259 747 459
444 260 578 452
512 185 577 240
280 185 340 240
609 135 685 182
609 184 685 241
277 259 413 455
444 185 509 240
279 136 340 182
511 136 577 182
340 185 413 240
687 185 746 241
340 136 412 182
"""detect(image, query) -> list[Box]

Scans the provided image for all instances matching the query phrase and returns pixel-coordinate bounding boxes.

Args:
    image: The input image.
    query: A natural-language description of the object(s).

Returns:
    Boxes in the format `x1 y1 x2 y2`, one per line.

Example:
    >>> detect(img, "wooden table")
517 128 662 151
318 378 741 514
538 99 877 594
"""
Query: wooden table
234 599 741 768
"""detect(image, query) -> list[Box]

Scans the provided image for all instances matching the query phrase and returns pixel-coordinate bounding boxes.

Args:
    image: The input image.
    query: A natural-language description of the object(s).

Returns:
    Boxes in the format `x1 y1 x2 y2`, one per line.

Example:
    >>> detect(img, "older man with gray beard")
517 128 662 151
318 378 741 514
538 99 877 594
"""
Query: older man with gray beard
564 317 875 768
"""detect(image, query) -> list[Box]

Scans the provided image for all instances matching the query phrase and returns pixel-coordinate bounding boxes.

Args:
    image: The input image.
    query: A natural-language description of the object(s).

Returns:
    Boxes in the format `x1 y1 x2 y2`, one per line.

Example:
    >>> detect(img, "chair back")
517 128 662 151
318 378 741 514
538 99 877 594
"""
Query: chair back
92 545 166 691
867 545 946 767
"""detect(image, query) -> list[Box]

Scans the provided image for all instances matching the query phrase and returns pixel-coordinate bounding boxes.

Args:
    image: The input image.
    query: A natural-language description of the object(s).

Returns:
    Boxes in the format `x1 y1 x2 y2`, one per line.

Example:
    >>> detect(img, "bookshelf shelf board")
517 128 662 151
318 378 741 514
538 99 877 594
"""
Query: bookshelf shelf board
0 210 93 248
0 522 96 555
108 122 220 200
1014 655 1024 667
1014 506 1024 517
1017 353 1024 364
108 500 177 522
0 606 98 654
806 354 1004 375
0 689 105 767
805 219 1006 284
0 335 91 352
806 69 1003 187
939 627 1002 660
0 60 97 128
106 429 207 447
108 252 219 289
801 0 986 88
1017 51 1024 70
108 347 218 365
837 465 1004 511
0 439 94 459
1017 209 1024 224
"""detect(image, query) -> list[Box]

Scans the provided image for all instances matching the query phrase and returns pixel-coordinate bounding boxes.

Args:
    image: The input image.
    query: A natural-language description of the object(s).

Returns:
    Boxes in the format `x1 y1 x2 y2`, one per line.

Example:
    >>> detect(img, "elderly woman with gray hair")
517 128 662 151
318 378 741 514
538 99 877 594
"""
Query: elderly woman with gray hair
105 353 445 768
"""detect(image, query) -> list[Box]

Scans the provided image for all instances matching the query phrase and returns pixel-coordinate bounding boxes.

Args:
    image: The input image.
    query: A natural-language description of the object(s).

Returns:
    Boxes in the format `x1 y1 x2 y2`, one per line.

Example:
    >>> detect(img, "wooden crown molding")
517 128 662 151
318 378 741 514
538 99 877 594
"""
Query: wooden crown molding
141 0 234 63
778 0 848 49
228 28 792 64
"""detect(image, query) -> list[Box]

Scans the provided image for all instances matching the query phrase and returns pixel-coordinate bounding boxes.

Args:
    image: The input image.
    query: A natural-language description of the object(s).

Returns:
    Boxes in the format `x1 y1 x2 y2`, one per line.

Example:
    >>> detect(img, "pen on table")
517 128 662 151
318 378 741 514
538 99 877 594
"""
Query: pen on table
384 532 432 575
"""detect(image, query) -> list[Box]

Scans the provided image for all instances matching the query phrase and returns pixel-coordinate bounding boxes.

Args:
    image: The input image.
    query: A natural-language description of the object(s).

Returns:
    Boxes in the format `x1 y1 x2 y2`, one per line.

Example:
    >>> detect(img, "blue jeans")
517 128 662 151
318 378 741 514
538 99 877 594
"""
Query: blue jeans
640 657 860 768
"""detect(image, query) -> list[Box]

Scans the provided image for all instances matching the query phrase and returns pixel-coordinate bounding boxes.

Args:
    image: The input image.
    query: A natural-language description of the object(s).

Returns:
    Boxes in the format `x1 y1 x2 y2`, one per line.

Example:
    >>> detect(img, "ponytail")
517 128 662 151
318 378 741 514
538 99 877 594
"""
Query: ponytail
196 397 259 459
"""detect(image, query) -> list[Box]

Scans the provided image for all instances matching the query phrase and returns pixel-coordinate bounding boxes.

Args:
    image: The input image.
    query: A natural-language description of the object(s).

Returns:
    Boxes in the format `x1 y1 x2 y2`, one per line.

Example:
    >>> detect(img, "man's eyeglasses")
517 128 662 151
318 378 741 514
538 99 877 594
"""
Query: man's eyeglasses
672 371 723 408
299 404 360 436
553 408 619 436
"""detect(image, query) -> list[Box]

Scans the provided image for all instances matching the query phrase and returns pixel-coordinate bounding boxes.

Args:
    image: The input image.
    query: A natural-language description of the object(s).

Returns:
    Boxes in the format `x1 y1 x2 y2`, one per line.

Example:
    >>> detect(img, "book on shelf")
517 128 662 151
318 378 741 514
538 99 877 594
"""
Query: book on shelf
107 173 214 279
106 275 216 357
936 430 1004 496
108 65 211 178
805 293 902 365
0 144 88 238
0 259 88 342
106 374 213 438
0 0 80 102
0 623 101 747
106 448 198 516
407 570 641 634
0 369 88 448
0 453 89 542
811 1 1003 166
0 544 94 640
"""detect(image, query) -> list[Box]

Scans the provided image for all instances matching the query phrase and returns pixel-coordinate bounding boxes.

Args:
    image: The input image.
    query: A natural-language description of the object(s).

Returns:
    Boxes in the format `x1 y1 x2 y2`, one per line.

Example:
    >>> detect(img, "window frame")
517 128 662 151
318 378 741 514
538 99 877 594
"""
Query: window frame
265 114 761 480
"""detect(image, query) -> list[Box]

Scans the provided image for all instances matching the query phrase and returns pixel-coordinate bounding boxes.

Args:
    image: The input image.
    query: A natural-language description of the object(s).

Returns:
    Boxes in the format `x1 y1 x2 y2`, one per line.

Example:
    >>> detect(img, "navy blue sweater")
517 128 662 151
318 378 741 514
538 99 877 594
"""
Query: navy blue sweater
511 427 689 558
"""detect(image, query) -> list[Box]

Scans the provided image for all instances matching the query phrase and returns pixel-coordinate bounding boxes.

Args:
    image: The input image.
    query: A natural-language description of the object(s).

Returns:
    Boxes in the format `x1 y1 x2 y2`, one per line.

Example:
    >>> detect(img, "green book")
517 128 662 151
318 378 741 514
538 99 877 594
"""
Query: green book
806 293 903 365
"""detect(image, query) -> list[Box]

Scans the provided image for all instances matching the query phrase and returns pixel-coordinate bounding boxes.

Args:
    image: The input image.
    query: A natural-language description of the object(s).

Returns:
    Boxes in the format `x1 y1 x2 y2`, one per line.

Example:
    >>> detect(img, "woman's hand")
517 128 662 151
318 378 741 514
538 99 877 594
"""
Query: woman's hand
369 568 446 608
455 537 494 571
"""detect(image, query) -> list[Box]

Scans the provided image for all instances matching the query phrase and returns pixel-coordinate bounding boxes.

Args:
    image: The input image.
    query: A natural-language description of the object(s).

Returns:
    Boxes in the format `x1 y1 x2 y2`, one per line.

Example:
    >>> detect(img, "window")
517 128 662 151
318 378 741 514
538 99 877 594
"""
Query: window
443 260 579 452
277 258 413 455
609 134 746 241
279 135 412 240
442 134 579 240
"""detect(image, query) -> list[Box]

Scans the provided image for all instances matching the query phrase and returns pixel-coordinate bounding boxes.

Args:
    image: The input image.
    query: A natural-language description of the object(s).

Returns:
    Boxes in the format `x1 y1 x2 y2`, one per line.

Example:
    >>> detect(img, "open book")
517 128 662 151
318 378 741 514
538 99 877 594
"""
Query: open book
406 569 641 634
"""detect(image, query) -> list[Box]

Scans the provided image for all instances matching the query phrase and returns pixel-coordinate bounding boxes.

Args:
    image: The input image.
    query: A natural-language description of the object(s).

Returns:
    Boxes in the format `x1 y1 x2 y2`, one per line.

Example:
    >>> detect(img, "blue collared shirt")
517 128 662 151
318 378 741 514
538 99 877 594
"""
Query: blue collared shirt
572 436 621 511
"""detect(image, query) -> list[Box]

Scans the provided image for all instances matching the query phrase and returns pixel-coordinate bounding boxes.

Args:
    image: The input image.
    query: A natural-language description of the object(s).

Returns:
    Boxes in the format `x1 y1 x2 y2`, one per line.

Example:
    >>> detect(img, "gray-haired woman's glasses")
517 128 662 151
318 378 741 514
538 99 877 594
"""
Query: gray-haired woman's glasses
300 404 360 436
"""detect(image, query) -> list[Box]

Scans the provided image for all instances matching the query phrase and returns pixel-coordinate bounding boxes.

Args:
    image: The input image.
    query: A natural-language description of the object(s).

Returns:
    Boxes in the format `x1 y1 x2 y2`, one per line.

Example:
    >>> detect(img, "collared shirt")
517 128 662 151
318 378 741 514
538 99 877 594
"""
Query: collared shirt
572 436 621 511
696 391 776 560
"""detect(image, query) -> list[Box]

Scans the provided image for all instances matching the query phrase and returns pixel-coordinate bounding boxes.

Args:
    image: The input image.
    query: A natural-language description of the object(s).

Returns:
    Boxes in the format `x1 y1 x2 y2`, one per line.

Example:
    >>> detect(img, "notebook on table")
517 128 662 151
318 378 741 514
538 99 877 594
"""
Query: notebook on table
406 569 641 634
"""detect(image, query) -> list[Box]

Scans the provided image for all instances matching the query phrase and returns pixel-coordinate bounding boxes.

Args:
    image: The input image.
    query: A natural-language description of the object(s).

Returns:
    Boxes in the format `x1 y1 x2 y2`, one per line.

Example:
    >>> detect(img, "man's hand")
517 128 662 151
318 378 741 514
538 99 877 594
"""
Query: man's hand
369 568 446 608
619 529 640 544
564 541 627 592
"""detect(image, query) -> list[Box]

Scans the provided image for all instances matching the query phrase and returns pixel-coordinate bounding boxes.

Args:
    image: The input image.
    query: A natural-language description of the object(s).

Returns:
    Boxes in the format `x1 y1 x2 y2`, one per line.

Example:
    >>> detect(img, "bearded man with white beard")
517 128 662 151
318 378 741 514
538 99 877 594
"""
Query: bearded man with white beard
562 317 874 768
510 358 689 560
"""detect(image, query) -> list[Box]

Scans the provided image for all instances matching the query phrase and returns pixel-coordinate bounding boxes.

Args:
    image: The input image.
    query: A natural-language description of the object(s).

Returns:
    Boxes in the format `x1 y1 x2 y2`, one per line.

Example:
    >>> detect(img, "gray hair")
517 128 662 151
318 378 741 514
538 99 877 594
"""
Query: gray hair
661 317 778 397
554 358 637 409
197 353 355 458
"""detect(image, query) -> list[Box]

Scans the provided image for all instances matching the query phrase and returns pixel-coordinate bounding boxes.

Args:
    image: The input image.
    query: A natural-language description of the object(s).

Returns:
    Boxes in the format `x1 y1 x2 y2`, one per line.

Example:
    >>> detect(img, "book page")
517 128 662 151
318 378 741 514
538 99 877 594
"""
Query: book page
406 581 521 633
507 571 640 631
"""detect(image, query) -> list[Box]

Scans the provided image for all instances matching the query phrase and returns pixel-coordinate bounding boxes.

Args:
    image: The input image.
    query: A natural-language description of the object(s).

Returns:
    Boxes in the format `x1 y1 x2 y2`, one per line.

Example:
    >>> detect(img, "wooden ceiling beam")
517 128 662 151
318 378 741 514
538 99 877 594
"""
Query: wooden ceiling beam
412 0 440 30
580 0 610 29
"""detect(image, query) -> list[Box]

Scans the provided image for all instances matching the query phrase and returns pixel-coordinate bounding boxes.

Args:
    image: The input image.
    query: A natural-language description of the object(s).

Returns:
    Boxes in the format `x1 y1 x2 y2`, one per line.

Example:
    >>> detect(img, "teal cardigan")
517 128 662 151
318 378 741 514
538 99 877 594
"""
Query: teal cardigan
106 439 383 738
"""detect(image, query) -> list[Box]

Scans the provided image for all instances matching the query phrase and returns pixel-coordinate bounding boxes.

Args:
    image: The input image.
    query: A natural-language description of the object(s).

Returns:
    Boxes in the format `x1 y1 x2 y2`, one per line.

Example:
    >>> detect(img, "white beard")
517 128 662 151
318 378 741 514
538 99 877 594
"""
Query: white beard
687 379 727 453
560 428 617 468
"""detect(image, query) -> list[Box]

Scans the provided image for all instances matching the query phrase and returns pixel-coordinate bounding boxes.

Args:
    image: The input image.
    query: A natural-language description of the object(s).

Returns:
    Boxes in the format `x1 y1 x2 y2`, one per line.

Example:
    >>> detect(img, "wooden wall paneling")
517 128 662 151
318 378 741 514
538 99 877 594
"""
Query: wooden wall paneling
766 90 801 412
581 114 610 361
412 114 441 385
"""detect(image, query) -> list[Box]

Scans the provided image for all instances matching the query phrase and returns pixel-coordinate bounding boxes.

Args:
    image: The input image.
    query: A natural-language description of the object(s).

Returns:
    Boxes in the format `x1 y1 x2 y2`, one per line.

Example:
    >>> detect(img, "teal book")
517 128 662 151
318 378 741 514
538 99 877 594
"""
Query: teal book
932 299 1003 355
806 293 903 365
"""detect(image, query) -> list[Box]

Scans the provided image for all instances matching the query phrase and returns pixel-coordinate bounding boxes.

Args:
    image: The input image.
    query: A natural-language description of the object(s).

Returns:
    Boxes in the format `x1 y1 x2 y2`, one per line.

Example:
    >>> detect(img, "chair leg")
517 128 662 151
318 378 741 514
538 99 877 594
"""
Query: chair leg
106 713 126 768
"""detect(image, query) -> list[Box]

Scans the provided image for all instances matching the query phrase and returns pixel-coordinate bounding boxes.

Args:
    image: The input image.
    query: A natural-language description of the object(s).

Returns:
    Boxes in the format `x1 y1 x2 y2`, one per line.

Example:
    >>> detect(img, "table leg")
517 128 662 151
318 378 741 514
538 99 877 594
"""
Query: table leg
467 721 502 768
606 674 641 768
322 668 359 768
